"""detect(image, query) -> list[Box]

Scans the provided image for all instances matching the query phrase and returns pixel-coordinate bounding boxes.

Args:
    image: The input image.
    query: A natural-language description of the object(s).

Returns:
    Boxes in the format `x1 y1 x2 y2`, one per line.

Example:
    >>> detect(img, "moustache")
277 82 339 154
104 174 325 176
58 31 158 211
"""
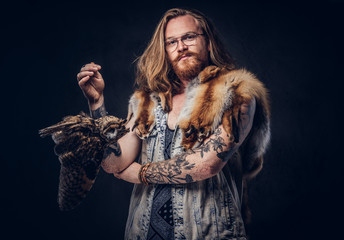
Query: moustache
172 51 198 64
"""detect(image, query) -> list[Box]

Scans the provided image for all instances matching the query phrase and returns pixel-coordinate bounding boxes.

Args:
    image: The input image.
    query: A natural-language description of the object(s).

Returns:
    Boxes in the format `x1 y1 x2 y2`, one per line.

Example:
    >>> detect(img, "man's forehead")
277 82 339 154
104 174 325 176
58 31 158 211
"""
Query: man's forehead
165 15 201 39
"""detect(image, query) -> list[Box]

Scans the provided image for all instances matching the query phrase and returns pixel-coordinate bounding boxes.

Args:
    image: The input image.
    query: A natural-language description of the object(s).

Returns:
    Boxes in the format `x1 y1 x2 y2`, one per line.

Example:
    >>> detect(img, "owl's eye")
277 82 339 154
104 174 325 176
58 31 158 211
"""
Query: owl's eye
105 128 118 140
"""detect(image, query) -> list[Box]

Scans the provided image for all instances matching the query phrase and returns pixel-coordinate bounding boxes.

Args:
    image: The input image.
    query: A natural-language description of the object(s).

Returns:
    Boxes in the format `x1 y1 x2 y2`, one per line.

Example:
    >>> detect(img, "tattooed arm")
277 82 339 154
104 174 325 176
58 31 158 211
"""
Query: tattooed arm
76 62 142 173
115 98 256 184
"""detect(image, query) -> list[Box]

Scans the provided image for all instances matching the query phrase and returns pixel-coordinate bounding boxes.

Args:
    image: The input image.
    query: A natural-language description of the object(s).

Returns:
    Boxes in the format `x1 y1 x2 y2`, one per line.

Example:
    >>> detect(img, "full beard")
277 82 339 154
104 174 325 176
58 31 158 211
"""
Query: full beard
171 51 207 82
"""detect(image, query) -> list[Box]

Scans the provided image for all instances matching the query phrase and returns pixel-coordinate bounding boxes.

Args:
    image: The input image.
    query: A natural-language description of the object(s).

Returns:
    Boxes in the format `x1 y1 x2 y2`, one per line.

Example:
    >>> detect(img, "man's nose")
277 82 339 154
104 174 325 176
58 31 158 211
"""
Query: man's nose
177 40 188 52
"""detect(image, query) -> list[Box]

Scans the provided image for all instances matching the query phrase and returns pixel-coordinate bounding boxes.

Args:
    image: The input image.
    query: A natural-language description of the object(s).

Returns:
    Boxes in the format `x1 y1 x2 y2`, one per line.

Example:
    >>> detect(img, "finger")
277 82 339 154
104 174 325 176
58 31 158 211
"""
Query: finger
80 65 99 72
77 71 94 81
93 69 102 78
90 62 101 69
81 63 101 72
79 76 97 91
78 76 90 87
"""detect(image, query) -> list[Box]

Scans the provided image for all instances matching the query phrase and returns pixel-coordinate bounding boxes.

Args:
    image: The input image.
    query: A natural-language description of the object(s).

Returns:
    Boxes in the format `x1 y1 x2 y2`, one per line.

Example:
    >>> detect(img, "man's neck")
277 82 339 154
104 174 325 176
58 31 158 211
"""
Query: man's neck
180 79 190 88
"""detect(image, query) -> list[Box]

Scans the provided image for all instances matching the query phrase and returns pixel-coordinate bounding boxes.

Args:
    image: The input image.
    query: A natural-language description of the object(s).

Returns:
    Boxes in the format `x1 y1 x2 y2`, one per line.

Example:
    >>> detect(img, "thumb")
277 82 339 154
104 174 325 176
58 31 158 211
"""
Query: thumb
93 64 102 78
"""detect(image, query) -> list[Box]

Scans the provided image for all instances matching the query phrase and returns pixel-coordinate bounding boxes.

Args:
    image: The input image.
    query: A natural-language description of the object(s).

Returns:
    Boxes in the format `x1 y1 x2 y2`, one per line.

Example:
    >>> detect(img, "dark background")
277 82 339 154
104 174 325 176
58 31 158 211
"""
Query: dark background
1 0 343 239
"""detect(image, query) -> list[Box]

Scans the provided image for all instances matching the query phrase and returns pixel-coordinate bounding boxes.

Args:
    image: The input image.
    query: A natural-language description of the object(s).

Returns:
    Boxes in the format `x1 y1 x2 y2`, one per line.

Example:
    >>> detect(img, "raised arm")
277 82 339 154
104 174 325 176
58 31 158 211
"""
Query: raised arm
76 62 105 113
77 62 142 175
116 97 256 184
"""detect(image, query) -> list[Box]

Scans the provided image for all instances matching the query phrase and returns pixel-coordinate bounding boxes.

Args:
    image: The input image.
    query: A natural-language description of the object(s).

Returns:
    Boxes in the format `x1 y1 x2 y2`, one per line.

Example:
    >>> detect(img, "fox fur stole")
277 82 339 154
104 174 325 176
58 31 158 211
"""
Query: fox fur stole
127 65 270 179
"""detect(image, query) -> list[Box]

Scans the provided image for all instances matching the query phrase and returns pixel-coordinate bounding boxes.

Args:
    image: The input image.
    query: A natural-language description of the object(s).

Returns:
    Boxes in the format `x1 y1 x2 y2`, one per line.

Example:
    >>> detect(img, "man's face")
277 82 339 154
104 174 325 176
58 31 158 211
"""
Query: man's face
165 15 209 81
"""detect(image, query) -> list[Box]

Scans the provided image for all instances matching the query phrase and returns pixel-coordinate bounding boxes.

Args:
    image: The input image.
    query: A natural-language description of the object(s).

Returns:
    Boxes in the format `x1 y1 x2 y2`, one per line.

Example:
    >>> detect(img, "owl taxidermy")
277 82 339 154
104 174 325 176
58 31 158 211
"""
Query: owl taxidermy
39 112 128 211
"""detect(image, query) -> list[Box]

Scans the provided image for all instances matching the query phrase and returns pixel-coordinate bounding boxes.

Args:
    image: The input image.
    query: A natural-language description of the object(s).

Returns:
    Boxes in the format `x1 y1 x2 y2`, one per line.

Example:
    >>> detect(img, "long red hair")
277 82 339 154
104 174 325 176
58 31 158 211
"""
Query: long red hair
135 8 236 111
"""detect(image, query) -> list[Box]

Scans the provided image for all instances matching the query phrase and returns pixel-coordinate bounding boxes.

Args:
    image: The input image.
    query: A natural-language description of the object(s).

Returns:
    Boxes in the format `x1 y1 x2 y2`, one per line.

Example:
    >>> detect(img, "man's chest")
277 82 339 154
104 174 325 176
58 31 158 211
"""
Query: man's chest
167 93 186 130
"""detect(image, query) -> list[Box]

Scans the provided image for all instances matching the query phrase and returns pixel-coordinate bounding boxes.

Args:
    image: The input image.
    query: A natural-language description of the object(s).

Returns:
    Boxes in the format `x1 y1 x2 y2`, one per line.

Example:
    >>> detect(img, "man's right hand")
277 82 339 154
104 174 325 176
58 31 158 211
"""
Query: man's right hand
77 62 105 109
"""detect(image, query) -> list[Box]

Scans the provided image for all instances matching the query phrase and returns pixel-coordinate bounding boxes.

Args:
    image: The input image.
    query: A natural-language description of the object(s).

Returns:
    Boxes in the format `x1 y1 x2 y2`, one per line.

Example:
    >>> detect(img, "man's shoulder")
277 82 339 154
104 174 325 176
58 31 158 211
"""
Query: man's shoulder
199 66 262 88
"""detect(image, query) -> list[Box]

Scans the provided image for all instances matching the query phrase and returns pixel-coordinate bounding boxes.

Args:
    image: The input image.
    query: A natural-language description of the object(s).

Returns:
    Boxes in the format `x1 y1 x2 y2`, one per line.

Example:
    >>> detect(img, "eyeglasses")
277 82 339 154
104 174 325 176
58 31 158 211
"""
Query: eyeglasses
165 33 205 52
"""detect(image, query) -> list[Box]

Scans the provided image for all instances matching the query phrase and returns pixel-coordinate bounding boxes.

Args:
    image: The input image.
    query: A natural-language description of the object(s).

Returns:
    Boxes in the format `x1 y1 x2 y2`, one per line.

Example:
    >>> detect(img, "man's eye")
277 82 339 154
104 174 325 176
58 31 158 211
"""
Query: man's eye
185 35 196 40
167 40 176 46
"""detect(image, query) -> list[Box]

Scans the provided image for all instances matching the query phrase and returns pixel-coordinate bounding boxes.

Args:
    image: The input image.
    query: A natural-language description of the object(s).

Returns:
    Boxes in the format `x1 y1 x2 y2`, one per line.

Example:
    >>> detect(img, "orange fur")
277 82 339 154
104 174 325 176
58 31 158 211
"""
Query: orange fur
132 91 155 139
179 67 269 151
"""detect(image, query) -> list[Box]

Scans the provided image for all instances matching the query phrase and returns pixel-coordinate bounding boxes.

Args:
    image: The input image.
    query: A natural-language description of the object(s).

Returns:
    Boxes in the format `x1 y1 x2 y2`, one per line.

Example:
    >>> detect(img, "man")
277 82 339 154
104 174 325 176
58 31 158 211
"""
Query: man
76 8 270 240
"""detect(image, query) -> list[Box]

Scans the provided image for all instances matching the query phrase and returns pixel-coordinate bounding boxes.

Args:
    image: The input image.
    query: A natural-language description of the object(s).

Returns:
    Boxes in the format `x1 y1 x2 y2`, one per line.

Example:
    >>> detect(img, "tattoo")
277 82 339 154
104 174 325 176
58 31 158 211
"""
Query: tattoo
185 174 193 183
196 128 227 158
103 143 122 159
145 154 196 184
90 103 108 119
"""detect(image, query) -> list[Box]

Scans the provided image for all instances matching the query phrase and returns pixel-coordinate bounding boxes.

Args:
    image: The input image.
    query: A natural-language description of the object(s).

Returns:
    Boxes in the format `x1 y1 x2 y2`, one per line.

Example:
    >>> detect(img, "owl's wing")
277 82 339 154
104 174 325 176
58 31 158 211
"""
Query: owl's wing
57 134 104 211
39 112 94 138
39 113 128 211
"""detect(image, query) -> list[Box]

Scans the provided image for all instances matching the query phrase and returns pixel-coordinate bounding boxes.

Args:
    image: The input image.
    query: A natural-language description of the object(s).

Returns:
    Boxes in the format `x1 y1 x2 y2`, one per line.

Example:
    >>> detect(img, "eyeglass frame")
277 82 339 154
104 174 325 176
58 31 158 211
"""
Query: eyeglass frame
165 32 206 52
